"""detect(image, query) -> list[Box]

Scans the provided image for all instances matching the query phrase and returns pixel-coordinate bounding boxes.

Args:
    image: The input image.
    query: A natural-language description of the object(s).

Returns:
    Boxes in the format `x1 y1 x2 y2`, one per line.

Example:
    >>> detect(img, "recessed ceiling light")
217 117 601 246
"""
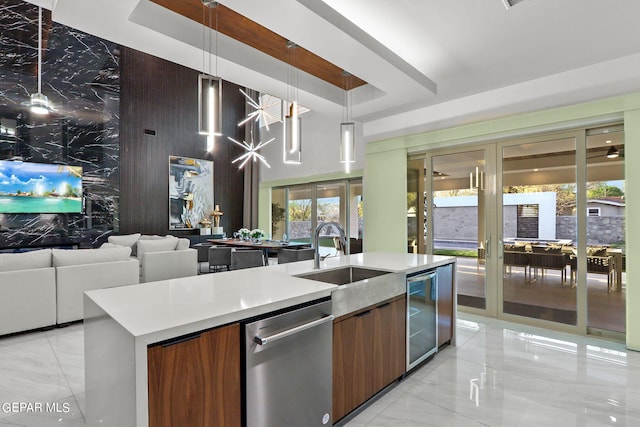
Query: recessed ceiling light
606 140 612 144
534 168 539 172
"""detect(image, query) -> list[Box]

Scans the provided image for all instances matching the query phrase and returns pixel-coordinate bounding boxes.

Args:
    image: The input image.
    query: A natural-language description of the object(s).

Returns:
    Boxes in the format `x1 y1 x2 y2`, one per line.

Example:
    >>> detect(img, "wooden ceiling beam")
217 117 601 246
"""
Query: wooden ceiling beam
150 0 367 90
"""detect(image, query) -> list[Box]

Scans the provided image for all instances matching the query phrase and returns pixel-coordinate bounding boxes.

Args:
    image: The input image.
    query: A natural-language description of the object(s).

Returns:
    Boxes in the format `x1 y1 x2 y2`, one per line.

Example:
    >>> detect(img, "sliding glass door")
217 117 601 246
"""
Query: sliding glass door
272 178 363 254
500 134 577 325
316 182 347 255
436 150 489 310
417 146 497 315
585 126 625 335
417 123 626 337
287 185 313 243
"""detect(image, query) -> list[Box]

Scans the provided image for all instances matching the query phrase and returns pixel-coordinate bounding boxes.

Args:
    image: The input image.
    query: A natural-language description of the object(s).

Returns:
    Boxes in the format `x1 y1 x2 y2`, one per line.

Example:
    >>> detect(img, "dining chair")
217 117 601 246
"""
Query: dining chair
193 243 213 273
277 248 299 264
208 246 232 272
294 248 315 261
231 250 264 270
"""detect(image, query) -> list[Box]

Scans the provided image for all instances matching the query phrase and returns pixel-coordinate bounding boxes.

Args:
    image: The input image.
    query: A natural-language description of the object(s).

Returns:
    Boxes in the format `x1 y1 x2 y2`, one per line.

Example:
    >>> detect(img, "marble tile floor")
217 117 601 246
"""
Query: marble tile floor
345 313 640 427
1 314 638 426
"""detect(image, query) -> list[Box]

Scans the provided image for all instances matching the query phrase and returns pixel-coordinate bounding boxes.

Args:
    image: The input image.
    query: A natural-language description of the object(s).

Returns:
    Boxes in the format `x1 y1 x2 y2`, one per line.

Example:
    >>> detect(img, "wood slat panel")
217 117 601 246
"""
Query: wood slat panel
150 0 367 90
120 47 246 236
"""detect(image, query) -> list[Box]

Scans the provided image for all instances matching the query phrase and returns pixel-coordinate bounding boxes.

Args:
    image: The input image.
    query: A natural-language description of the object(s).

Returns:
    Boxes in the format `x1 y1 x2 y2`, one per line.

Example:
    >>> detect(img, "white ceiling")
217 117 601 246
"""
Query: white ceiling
38 0 640 141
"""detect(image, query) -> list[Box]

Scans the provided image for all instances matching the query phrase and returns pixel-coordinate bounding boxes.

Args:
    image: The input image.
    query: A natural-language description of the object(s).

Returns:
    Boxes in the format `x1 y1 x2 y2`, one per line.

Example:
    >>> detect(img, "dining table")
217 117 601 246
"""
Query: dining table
207 238 312 262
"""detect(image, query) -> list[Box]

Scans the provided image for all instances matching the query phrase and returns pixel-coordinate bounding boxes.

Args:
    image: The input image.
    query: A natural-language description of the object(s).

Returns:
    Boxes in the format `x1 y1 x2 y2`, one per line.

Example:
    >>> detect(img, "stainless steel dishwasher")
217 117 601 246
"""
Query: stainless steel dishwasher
244 299 334 427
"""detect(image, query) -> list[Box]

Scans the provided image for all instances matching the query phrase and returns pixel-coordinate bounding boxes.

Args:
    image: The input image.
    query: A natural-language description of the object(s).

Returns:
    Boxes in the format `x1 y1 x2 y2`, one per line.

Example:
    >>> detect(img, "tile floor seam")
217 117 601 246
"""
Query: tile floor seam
46 332 86 423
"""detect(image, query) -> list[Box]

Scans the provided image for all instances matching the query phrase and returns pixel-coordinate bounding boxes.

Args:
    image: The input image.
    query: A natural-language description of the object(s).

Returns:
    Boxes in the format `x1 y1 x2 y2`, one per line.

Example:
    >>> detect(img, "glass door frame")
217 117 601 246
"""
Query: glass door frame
421 143 500 319
495 129 587 335
281 178 362 252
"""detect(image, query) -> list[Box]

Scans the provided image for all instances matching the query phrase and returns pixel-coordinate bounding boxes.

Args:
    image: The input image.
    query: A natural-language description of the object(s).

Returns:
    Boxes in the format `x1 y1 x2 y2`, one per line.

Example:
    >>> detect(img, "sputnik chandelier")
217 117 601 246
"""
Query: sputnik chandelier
230 89 278 169
229 134 275 169
237 89 281 131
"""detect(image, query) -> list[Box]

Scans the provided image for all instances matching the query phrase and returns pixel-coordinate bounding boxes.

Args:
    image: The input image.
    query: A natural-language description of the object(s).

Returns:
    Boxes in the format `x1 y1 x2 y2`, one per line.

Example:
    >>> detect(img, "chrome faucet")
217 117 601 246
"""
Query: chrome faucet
314 221 348 269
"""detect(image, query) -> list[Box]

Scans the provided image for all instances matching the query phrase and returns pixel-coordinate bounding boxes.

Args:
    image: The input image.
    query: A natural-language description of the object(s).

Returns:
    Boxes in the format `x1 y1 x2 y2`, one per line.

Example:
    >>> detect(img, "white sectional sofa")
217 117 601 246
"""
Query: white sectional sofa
107 233 197 282
0 249 56 336
52 247 139 324
0 247 139 336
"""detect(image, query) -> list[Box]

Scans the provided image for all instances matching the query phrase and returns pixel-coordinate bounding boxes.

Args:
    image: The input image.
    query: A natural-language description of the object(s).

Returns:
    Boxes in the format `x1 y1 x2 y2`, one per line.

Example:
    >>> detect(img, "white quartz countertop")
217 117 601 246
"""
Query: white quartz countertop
84 252 455 343
269 252 455 276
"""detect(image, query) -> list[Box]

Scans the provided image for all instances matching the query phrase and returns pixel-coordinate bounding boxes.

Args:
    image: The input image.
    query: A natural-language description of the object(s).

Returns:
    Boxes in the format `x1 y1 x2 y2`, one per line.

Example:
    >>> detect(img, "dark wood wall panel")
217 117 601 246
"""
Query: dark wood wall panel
120 47 245 236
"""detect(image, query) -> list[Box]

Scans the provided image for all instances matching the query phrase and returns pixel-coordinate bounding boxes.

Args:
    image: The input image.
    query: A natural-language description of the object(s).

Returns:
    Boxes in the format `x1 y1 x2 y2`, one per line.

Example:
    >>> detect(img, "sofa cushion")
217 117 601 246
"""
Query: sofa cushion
176 238 190 250
52 247 132 267
108 233 141 256
0 249 52 272
136 237 179 259
139 234 169 240
587 246 607 256
100 242 125 249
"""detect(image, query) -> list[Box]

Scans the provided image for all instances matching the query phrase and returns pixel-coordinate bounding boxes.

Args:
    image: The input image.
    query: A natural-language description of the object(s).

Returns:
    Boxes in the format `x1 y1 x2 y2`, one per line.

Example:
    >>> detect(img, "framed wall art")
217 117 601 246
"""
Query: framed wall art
168 156 213 230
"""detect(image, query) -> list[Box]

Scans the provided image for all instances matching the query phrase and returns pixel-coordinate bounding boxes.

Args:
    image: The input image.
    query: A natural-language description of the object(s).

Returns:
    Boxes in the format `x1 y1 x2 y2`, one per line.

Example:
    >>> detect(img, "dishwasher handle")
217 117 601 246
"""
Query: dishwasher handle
254 314 335 346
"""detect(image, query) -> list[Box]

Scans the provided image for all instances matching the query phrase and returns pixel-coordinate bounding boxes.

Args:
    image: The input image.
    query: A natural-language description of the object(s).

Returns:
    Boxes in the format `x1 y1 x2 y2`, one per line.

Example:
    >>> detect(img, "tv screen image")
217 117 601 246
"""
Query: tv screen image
0 160 83 213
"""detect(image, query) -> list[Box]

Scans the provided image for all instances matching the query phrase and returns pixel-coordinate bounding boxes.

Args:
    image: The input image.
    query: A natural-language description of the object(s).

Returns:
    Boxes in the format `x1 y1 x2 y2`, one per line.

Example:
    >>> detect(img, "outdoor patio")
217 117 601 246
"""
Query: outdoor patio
455 256 626 333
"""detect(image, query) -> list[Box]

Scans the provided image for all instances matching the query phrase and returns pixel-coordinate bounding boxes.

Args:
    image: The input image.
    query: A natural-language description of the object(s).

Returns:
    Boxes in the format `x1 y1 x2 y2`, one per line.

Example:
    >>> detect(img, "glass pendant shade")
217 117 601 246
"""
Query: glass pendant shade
30 92 49 115
283 101 302 164
340 122 356 173
198 74 222 135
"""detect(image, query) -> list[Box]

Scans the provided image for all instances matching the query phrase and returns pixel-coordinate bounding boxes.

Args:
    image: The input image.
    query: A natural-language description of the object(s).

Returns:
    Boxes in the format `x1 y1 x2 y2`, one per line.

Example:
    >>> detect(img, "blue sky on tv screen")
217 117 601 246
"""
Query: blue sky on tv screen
0 161 82 196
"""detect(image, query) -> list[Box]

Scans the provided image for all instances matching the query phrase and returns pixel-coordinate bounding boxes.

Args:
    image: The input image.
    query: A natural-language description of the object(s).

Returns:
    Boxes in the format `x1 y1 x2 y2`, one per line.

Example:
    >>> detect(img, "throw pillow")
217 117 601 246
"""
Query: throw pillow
108 233 141 256
100 242 124 249
175 238 190 250
136 238 179 259
0 249 52 272
587 247 607 257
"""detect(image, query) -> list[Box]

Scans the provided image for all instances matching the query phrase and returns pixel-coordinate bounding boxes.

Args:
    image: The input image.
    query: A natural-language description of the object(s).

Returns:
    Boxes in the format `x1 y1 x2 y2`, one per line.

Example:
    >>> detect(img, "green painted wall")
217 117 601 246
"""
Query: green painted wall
362 149 407 252
624 108 640 351
258 186 272 239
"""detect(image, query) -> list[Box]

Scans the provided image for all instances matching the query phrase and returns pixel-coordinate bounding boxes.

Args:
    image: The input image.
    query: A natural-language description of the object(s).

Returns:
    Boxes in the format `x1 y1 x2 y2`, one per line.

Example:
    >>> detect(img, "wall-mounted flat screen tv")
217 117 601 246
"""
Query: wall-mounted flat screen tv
0 160 83 213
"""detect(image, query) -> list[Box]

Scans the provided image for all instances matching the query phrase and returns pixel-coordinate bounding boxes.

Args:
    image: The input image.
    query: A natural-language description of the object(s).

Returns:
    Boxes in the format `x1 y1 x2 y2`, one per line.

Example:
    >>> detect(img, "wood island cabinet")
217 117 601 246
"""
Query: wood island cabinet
332 296 406 422
147 323 241 427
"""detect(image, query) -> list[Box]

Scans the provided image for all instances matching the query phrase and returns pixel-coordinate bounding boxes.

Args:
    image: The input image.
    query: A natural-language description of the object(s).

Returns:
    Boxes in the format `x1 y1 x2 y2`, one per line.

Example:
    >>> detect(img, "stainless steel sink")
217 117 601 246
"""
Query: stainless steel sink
295 266 405 317
296 266 390 285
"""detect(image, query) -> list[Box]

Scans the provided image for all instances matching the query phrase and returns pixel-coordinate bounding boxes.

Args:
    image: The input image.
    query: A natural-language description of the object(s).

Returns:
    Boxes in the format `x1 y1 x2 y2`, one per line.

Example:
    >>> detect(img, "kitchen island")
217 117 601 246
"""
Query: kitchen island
84 252 455 427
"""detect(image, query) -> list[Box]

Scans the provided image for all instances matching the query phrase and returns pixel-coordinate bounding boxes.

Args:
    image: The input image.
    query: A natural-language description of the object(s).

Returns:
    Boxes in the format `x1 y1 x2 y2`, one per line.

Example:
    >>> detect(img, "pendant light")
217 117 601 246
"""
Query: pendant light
30 6 49 115
340 71 355 173
283 41 301 164
198 0 222 147
230 89 275 169
606 146 620 159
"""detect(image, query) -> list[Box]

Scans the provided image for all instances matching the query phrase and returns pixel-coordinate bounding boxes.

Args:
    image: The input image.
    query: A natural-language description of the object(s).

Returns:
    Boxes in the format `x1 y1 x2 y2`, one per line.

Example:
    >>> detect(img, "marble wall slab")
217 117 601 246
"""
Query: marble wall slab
0 0 120 249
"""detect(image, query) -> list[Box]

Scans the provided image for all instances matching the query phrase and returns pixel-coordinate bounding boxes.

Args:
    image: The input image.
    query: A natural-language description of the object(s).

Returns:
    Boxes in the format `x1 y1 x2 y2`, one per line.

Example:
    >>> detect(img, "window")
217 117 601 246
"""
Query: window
271 178 363 254
587 207 601 217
